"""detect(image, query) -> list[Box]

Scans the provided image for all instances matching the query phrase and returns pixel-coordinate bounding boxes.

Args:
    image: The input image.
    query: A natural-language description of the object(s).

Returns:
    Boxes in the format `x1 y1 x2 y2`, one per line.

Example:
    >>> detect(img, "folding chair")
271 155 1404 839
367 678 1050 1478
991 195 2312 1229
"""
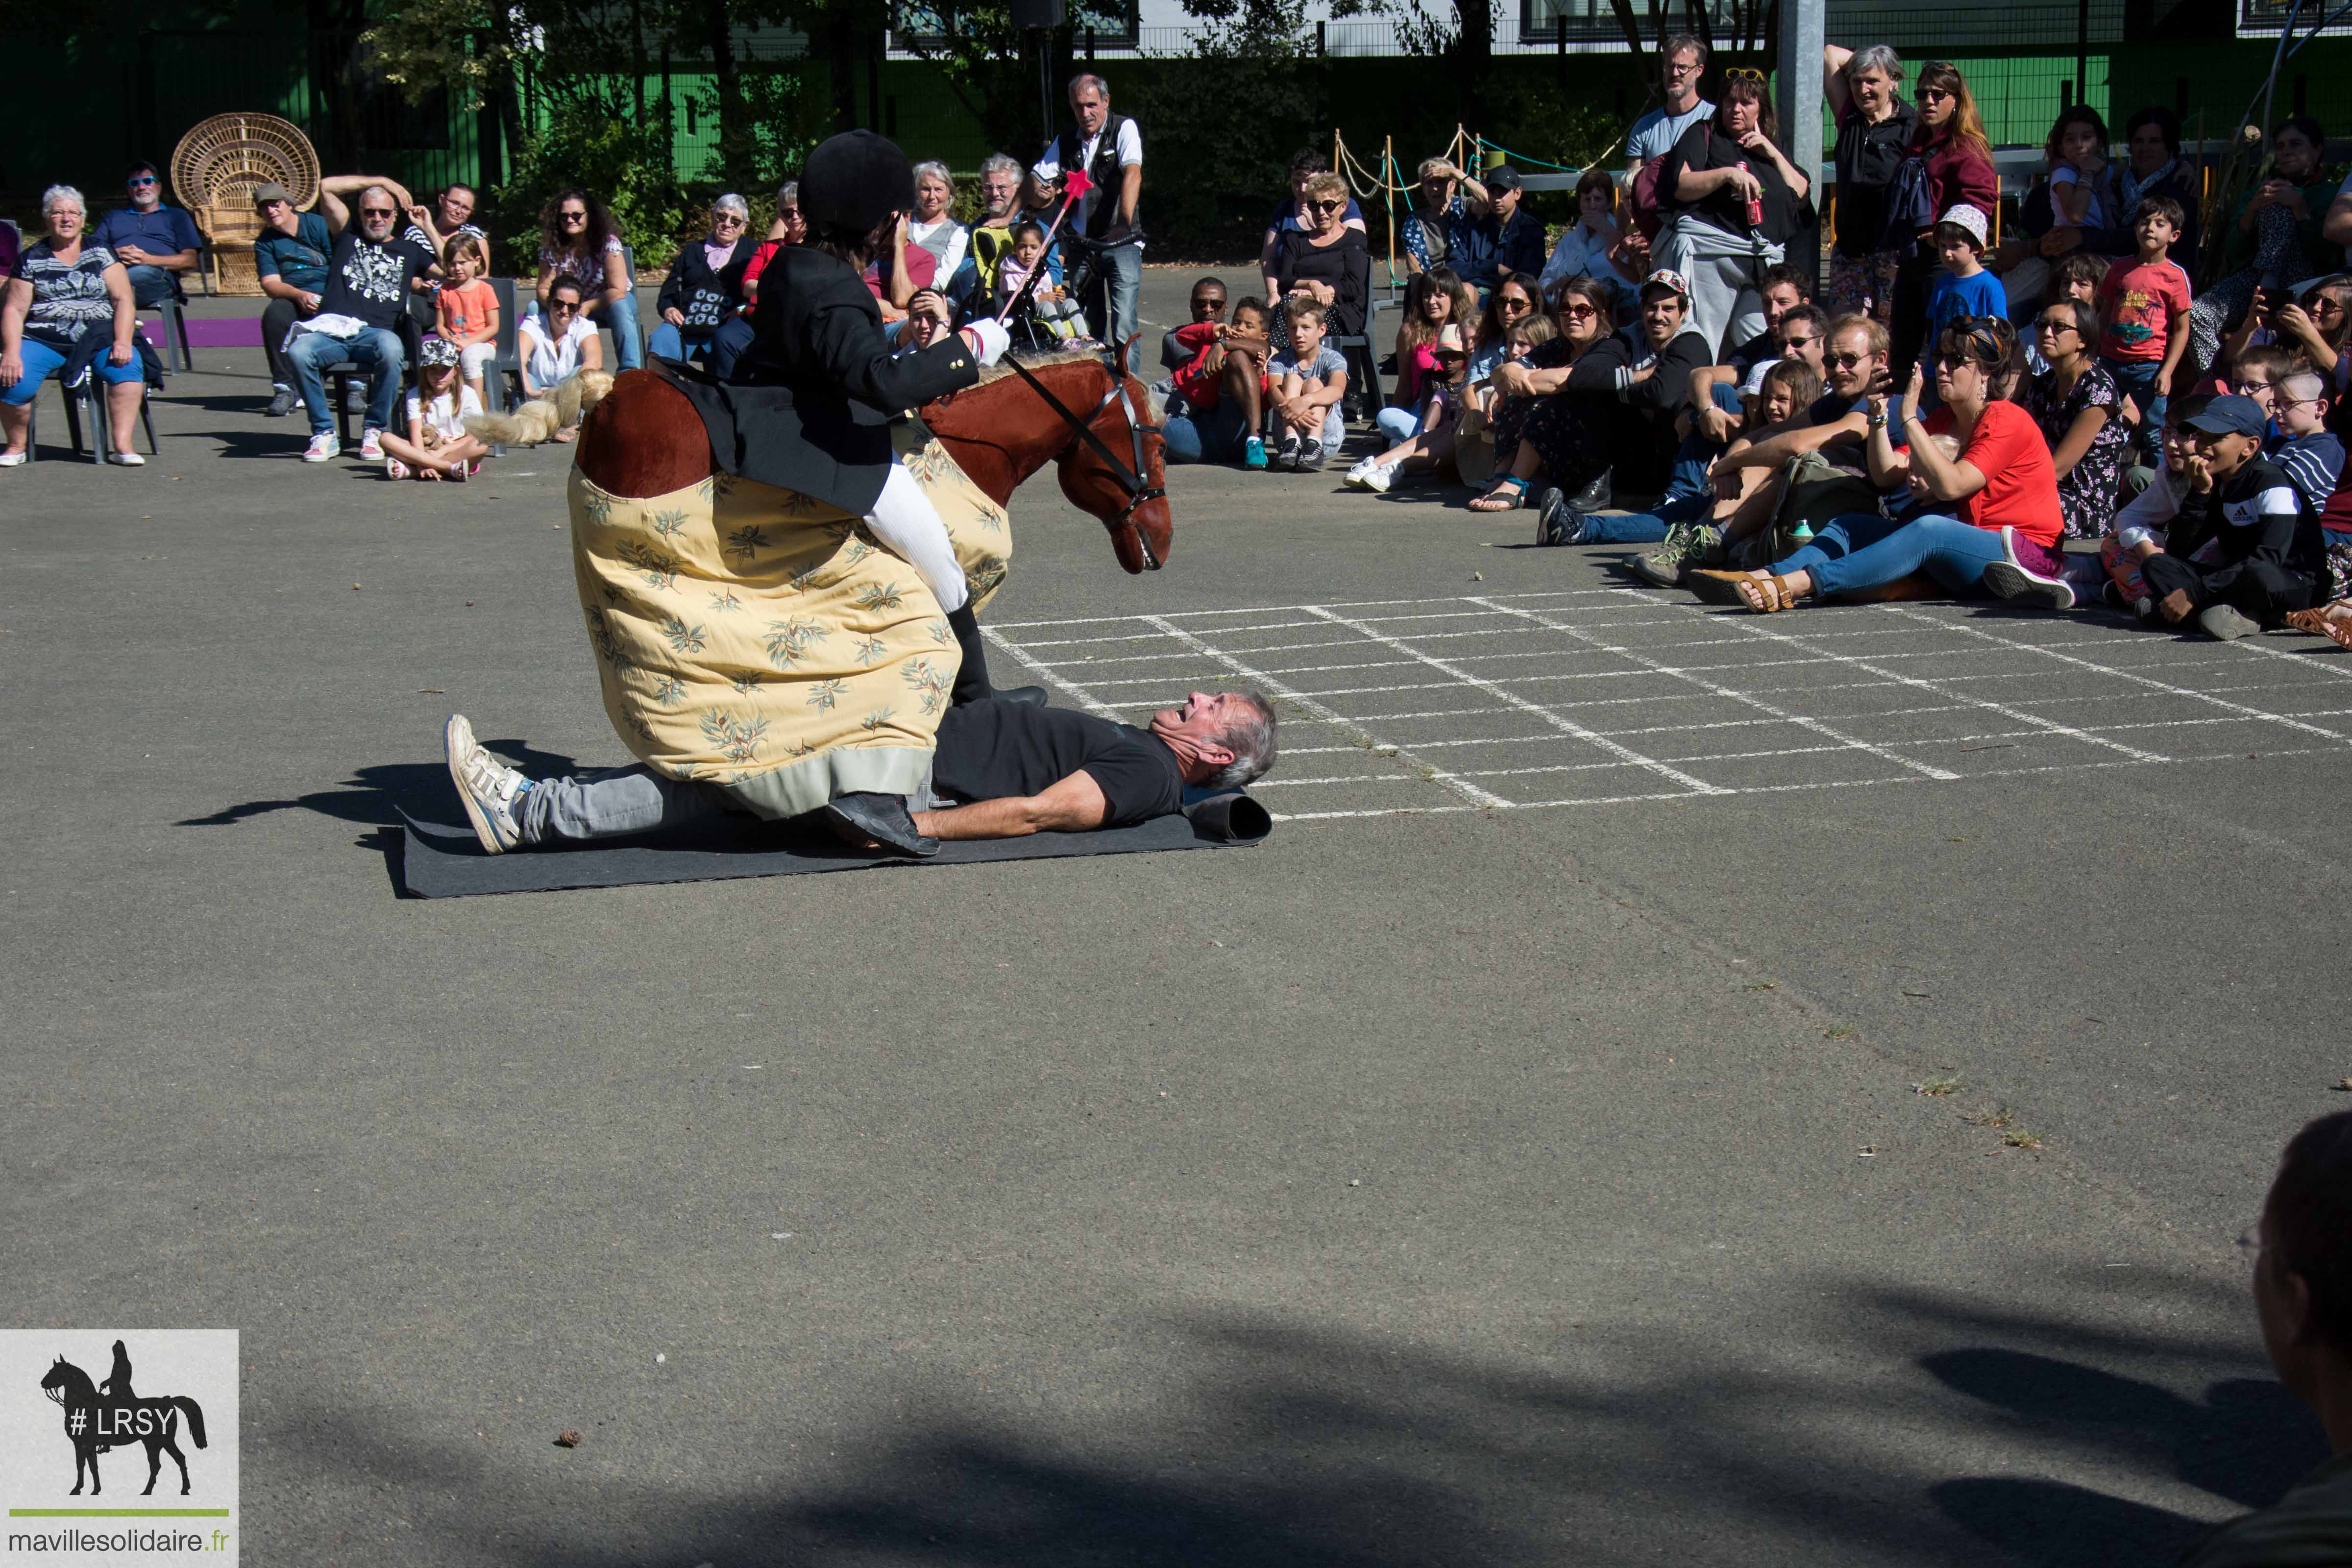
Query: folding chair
144 291 194 375
57 368 159 463
485 276 524 456
1329 246 1387 422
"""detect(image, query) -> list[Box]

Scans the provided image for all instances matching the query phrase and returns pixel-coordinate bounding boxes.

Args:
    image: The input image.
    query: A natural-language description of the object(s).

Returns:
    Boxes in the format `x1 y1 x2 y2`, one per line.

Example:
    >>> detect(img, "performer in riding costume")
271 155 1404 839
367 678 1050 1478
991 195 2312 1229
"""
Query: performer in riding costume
545 130 1027 857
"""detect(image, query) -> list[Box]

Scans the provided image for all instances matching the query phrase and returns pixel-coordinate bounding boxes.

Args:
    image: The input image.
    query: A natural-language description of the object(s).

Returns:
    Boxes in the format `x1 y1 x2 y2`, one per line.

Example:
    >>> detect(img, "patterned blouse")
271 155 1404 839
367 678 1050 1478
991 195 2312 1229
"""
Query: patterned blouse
13 241 121 349
2023 361 2130 540
1403 195 1466 273
539 233 624 294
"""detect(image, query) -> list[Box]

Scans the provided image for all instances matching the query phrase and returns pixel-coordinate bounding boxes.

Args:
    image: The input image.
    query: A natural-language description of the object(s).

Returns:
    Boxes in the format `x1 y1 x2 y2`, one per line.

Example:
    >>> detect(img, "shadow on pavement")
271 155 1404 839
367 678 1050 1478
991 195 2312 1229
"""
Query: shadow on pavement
252 1275 2318 1567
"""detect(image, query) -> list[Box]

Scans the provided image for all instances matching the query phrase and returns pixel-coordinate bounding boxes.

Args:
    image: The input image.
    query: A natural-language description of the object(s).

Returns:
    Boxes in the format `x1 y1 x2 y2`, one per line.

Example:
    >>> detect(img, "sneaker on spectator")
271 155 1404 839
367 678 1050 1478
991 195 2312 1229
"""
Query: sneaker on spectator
1276 431 1302 470
1981 527 2075 610
1243 436 1267 470
1297 439 1324 471
303 432 340 463
265 386 296 418
1344 456 1392 492
1534 490 1585 547
1627 521 1721 588
359 427 385 462
2198 603 2261 641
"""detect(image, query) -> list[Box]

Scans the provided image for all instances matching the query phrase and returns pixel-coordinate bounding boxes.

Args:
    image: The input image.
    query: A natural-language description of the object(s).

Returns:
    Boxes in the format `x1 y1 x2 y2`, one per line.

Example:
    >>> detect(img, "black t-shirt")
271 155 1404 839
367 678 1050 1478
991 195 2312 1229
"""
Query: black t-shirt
319 225 434 331
1663 122 1802 245
933 700 1185 829
1832 100 1919 258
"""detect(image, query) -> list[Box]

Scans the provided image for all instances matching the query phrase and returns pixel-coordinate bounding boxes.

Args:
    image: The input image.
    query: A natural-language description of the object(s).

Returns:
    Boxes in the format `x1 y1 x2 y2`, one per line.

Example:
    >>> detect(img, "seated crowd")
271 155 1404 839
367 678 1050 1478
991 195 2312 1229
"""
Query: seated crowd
1147 35 2352 645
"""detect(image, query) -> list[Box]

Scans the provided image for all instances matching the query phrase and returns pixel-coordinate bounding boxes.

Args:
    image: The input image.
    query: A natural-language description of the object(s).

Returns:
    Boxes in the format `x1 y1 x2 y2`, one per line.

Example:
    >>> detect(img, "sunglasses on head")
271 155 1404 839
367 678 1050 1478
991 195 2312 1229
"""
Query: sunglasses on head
1724 67 1766 83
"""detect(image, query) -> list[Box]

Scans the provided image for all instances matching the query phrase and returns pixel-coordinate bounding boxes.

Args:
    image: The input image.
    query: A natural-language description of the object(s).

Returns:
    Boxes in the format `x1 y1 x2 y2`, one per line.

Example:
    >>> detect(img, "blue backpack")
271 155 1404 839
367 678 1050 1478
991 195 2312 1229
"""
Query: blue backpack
1876 155 1938 252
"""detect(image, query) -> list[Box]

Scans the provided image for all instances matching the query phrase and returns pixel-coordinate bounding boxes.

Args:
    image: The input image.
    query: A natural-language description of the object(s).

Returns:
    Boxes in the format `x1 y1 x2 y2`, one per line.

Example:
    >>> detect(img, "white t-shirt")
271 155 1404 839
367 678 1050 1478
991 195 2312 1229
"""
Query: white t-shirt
1627 99 1715 165
906 216 970 287
407 383 485 442
1032 119 1144 238
519 313 596 390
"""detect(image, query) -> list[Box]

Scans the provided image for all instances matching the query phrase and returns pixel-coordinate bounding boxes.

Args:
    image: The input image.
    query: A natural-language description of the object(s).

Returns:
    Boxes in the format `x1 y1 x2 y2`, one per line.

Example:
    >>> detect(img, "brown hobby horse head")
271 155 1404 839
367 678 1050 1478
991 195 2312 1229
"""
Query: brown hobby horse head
573 350 1173 574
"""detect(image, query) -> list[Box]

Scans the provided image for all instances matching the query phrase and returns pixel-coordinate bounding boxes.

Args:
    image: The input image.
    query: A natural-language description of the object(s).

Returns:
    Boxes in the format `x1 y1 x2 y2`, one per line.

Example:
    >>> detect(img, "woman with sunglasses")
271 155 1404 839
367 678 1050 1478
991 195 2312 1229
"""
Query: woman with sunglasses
1653 71 1811 360
534 189 640 371
649 194 753 367
1698 317 2063 612
1266 172 1369 351
1347 273 1529 490
1886 62 1997 379
0 184 150 466
2023 298 2130 540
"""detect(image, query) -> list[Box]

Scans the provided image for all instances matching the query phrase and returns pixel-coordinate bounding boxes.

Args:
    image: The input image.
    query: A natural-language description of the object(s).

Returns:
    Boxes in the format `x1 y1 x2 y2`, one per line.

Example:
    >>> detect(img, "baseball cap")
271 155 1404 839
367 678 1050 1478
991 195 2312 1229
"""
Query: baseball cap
1484 165 1523 195
1641 268 1691 301
2183 394 2268 440
251 182 293 207
417 336 461 368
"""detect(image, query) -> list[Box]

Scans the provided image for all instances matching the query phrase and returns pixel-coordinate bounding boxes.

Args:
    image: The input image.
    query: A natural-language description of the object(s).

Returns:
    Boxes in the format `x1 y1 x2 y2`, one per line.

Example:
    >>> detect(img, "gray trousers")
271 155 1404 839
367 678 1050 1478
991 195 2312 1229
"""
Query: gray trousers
519 766 735 845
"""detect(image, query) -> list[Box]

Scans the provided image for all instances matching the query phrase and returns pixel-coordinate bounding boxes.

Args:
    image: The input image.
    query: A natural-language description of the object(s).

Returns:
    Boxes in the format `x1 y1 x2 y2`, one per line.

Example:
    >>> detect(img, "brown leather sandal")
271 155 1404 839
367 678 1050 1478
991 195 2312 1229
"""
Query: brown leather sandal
1734 573 1807 613
2285 607 2352 649
1688 568 1765 606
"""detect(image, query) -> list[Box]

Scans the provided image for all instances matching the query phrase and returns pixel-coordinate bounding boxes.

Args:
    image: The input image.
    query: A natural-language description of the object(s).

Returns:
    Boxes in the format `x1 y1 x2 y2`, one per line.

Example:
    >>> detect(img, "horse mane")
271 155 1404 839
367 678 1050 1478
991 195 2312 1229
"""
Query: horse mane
974 348 1162 428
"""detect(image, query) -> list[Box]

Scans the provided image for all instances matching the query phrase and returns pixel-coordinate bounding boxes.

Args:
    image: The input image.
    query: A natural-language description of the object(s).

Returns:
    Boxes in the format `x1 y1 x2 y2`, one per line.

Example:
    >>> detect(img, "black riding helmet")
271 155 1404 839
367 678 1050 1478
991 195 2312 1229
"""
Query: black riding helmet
800 129 914 245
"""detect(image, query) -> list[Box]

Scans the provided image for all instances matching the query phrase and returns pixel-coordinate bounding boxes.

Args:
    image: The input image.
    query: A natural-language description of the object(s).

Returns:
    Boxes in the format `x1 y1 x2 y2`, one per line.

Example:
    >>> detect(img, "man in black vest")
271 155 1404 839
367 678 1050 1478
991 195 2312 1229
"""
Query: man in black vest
1028 72 1143 373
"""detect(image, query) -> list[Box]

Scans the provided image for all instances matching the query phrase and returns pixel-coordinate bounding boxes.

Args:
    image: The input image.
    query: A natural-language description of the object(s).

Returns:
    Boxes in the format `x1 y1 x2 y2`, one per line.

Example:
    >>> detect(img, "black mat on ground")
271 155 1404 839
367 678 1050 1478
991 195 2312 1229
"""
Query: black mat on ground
396 792 1270 898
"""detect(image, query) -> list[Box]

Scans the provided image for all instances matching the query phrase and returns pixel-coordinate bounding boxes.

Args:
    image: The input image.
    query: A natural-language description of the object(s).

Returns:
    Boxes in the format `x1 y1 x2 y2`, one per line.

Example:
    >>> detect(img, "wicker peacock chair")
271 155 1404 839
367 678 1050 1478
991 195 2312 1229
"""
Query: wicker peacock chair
170 113 322 295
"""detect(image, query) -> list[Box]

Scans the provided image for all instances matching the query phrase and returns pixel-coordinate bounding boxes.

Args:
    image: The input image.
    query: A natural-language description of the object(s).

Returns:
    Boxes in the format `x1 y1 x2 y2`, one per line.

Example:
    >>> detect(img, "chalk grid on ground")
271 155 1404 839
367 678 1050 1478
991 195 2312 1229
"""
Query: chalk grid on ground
984 589 2352 821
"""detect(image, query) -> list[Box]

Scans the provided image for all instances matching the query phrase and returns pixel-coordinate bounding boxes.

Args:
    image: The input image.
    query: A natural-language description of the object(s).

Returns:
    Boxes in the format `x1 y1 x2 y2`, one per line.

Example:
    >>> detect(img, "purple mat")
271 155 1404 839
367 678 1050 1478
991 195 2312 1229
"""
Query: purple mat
169 318 265 349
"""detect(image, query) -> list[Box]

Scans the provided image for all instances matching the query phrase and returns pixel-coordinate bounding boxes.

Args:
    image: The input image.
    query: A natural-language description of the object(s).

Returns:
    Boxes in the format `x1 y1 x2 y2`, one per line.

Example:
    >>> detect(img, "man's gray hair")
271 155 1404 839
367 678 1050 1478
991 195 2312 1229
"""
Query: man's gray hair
1207 693 1278 790
712 192 749 220
979 152 1022 182
1068 71 1110 103
1659 30 1708 69
1843 44 1904 84
912 160 954 192
41 184 85 220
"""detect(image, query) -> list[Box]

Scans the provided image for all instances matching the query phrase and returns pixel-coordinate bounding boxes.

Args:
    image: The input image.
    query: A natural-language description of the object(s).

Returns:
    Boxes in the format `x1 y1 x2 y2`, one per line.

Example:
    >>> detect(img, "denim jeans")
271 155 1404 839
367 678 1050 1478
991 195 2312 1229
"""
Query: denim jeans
1375 405 1421 447
1581 489 1711 544
122 264 179 307
2103 357 2165 460
1770 511 2006 598
1082 241 1141 374
518 766 733 845
0 338 143 406
287 326 405 437
647 321 715 365
1162 397 1250 464
532 294 642 371
710 315 756 379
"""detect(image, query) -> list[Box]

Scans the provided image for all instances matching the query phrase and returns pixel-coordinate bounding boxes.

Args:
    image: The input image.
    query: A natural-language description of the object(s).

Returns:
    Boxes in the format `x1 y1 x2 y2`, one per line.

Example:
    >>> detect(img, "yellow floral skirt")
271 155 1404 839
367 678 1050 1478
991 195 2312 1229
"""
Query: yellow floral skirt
568 429 1012 820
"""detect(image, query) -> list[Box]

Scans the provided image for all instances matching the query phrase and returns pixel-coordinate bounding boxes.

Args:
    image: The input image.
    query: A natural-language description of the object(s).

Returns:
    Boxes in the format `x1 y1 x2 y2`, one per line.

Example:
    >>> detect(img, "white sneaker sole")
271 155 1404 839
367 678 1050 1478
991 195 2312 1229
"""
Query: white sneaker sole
444 713 512 855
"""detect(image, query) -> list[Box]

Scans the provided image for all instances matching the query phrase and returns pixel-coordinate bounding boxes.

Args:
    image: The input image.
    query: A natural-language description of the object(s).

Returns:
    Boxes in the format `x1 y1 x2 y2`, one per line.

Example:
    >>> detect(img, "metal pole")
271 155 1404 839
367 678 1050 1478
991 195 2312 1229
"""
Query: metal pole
2076 0 2090 111
1776 0 1825 287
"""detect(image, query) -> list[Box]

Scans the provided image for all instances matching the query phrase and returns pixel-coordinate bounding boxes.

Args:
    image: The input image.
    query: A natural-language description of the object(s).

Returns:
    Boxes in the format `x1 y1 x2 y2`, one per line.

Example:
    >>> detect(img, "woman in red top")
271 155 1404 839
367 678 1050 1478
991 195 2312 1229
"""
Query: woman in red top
1888 62 1999 376
1696 317 2064 611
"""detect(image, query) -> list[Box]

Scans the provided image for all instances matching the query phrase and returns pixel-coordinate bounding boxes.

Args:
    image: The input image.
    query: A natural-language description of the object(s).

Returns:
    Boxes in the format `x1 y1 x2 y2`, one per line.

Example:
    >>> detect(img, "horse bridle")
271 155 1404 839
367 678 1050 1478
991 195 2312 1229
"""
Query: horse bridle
1004 354 1166 569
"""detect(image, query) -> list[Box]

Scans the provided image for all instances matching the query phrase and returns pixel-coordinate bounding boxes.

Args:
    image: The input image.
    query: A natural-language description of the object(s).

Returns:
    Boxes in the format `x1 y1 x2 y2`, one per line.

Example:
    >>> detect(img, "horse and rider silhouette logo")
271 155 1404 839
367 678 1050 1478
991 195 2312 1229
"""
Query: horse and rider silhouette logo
36 1339 209 1496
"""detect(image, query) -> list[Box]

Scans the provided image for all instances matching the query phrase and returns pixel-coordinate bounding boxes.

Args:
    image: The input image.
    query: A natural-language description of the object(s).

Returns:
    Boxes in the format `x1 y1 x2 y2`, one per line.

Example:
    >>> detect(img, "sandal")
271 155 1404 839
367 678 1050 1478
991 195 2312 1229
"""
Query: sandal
1687 568 1766 606
1734 573 1808 613
1467 475 1530 512
2285 607 2352 649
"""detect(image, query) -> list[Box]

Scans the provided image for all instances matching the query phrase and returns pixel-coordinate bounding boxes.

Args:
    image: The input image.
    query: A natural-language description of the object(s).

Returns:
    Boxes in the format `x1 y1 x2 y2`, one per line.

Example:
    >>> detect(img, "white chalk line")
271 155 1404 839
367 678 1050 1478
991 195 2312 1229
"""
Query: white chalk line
1134 612 1509 808
1300 604 1726 796
990 588 1642 630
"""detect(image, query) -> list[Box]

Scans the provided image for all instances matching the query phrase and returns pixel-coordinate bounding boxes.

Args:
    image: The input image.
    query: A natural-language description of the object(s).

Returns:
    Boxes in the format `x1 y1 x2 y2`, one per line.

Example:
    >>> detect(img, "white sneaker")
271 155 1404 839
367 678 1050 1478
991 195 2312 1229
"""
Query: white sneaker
303 432 340 463
444 713 527 854
359 427 385 461
0 449 27 468
1349 456 1394 493
106 451 146 466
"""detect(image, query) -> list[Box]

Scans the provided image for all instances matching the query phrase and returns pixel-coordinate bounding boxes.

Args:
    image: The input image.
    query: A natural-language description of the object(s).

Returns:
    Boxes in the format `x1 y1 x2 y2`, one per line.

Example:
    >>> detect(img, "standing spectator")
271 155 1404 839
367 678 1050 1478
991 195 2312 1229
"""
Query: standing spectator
0 185 149 466
284 176 438 464
1029 73 1143 372
90 159 200 309
1539 168 1639 303
1655 72 1811 360
2023 298 2129 540
1887 62 1997 380
652 194 751 366
1260 148 1365 304
252 181 334 418
1624 34 1715 179
1822 44 1916 321
515 276 603 437
1402 158 1488 276
1455 166 1545 293
1266 172 1370 349
2097 196 2193 451
532 189 640 371
1916 205 2004 396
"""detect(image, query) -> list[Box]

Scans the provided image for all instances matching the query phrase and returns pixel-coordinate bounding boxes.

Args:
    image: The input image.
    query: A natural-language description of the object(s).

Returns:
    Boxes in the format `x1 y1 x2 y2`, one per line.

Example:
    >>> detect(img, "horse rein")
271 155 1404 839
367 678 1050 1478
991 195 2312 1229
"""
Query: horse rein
1004 354 1166 570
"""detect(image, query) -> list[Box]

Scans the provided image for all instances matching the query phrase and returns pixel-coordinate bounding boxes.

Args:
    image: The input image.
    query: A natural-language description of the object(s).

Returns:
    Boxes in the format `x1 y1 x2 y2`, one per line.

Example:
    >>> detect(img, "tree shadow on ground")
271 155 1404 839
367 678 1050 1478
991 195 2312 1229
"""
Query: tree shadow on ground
253 1269 2317 1568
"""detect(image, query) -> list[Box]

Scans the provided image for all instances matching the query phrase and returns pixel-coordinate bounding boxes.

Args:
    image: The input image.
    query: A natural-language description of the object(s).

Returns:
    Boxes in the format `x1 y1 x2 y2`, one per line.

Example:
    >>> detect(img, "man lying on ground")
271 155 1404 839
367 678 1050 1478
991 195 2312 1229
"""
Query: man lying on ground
444 690 1277 859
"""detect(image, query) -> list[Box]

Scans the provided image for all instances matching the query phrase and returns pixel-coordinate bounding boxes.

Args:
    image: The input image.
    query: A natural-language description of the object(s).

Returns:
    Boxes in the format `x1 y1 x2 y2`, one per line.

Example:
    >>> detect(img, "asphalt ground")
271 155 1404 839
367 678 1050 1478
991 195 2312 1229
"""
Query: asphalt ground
5 271 2348 1565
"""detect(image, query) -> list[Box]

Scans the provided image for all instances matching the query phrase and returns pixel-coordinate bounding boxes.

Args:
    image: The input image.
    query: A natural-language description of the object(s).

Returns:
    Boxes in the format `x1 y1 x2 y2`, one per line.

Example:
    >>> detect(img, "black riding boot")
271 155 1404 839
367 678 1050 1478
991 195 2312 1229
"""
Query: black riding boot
947 603 1045 707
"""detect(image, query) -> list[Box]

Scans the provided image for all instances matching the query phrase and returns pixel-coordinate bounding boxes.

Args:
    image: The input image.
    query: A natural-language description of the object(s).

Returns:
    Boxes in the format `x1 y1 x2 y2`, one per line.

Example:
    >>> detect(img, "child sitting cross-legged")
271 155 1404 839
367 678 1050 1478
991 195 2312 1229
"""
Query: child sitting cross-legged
1264 296 1348 471
382 336 490 482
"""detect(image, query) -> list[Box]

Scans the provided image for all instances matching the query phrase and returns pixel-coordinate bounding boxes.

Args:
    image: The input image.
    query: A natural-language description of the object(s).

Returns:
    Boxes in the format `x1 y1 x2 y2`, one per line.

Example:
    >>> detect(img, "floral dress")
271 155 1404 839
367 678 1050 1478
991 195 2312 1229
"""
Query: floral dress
1487 337 1615 495
2024 362 2129 540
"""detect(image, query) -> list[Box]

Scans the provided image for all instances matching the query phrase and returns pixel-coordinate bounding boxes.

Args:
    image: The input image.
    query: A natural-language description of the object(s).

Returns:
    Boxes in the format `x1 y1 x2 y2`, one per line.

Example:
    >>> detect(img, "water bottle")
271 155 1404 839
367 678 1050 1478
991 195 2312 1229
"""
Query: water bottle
1739 161 1764 229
